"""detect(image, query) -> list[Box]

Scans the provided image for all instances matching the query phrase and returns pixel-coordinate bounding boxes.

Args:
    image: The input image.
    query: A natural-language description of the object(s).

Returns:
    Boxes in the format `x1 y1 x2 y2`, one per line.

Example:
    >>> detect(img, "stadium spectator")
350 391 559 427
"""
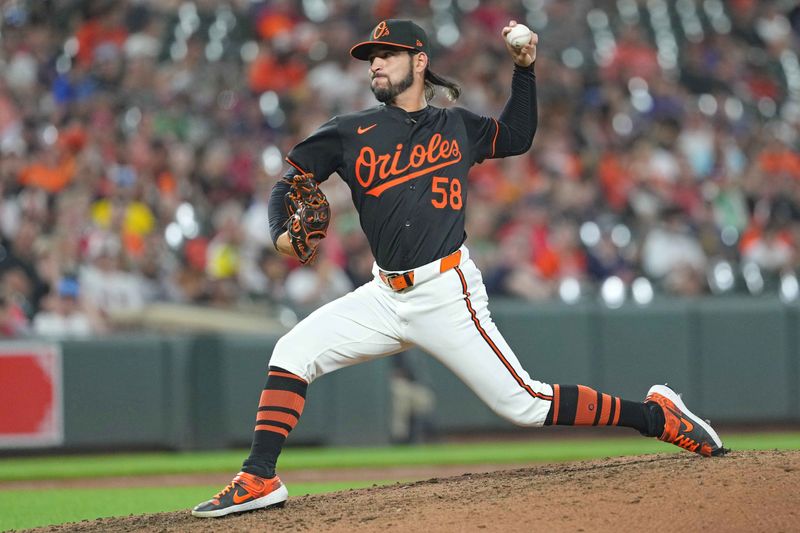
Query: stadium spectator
0 289 28 337
641 206 708 296
0 0 798 333
32 277 94 337
741 220 796 274
284 249 353 308
78 233 147 327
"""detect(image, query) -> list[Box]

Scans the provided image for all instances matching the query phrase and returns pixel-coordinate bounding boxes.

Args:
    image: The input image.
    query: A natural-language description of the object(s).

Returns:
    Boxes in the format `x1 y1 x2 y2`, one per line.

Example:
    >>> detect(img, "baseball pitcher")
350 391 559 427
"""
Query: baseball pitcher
192 19 725 518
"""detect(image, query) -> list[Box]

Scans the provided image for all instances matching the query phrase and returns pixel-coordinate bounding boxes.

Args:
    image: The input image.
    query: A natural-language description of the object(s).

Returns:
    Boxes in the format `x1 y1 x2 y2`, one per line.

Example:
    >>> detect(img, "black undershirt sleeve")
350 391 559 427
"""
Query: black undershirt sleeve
494 64 538 157
268 174 293 247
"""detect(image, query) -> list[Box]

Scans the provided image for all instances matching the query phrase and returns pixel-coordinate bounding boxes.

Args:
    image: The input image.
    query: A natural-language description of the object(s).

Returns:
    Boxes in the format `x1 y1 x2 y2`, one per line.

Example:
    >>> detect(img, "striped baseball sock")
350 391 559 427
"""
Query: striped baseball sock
544 384 664 436
241 366 307 479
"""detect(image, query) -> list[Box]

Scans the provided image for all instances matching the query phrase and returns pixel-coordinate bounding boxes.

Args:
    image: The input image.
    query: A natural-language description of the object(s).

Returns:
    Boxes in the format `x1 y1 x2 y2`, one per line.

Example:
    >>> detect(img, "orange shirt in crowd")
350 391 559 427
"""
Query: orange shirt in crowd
739 225 794 255
248 51 307 94
759 149 800 180
18 156 76 193
598 153 631 212
256 11 295 40
75 19 127 66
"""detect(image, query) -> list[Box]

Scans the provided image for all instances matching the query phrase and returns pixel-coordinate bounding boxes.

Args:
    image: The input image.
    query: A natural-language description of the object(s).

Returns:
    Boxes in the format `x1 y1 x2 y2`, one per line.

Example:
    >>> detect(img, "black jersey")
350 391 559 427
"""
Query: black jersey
270 65 538 271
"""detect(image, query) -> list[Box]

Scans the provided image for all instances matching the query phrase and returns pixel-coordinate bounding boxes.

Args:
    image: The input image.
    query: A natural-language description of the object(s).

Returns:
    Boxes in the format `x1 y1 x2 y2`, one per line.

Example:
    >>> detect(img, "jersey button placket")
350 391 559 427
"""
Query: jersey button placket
399 113 418 266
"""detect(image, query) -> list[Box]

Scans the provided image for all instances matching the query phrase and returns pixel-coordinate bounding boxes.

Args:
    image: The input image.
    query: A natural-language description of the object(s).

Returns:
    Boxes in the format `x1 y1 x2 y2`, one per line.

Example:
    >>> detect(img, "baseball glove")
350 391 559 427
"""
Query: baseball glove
282 172 330 264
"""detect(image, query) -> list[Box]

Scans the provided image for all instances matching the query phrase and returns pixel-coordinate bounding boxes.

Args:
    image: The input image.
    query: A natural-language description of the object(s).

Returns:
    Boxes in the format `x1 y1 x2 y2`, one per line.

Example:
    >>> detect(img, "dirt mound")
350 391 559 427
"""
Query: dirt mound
27 450 800 532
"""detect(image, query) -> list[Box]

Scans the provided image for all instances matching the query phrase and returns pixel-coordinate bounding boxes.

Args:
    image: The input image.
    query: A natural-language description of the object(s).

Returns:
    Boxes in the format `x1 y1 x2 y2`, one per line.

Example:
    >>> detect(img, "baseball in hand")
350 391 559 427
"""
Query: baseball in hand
506 24 532 48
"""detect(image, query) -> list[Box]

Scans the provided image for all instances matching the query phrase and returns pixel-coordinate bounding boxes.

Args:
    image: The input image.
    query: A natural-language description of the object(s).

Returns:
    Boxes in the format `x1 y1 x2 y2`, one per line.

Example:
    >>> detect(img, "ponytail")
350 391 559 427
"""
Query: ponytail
424 69 461 102
405 50 461 102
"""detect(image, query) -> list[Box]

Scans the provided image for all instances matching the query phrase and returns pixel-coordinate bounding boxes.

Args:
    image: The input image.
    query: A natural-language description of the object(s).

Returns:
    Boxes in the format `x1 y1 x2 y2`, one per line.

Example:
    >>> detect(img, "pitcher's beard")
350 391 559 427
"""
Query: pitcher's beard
371 68 415 103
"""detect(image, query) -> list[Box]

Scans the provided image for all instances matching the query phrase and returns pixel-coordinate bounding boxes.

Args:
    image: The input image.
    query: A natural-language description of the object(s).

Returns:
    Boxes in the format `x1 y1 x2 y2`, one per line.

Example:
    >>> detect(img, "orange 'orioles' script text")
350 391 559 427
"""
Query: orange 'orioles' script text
356 134 462 197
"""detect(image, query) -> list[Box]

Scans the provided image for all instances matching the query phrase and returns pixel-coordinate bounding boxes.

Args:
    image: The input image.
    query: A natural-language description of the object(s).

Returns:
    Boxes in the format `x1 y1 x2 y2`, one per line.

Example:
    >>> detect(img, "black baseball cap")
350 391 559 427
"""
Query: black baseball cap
350 19 430 61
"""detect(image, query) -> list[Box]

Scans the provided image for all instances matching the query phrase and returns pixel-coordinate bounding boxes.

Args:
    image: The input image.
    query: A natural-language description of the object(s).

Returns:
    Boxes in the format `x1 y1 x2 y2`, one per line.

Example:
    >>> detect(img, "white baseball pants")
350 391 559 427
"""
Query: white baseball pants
270 246 555 426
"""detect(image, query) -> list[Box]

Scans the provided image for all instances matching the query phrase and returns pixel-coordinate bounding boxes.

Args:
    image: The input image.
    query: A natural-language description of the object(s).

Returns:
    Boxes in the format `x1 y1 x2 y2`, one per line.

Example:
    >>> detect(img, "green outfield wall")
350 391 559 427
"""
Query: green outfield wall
2 296 797 451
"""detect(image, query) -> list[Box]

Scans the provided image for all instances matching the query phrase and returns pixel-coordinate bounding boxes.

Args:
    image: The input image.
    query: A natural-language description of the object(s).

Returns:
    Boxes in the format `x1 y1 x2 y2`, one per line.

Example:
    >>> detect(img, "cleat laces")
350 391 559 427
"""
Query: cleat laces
215 482 238 500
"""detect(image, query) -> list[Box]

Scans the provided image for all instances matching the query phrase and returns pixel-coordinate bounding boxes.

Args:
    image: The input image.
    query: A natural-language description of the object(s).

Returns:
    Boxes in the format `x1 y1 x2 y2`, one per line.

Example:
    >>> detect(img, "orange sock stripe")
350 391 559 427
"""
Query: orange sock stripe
598 393 613 425
259 390 306 414
574 385 598 425
551 384 560 424
254 424 289 437
612 397 621 425
268 370 307 383
454 267 553 402
257 411 299 428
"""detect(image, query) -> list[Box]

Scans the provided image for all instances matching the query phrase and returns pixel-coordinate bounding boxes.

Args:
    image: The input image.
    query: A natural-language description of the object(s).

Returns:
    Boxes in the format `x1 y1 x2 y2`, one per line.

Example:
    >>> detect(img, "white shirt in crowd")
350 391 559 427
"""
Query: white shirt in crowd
33 312 92 338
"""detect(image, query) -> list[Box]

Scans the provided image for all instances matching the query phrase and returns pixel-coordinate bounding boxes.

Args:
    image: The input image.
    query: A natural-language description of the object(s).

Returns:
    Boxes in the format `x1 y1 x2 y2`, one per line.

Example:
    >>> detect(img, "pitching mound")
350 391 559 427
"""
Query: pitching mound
30 450 799 532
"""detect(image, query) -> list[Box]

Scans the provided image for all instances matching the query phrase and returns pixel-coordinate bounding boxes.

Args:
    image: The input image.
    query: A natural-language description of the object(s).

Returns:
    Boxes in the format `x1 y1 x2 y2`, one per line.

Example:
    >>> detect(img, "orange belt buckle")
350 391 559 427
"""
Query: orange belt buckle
439 250 462 273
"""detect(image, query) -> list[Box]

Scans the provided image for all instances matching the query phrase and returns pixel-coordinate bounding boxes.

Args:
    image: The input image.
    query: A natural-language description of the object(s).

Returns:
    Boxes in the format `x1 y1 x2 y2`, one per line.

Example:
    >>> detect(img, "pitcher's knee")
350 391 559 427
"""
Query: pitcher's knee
268 334 315 383
492 395 552 427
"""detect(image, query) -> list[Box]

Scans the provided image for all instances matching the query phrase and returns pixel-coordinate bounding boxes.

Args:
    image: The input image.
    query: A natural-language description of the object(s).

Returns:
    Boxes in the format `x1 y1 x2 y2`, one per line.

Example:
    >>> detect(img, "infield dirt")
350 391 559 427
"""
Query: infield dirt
24 450 800 532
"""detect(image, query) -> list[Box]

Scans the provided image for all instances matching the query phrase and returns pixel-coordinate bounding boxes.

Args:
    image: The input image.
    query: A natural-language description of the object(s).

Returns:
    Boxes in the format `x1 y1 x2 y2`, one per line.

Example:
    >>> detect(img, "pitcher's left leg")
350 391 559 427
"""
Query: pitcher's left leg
408 261 725 456
407 261 556 426
410 262 653 430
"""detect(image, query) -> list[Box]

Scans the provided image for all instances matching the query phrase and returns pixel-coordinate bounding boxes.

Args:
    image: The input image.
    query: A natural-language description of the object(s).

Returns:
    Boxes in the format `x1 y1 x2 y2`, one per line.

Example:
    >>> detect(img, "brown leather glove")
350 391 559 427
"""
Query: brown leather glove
282 173 330 264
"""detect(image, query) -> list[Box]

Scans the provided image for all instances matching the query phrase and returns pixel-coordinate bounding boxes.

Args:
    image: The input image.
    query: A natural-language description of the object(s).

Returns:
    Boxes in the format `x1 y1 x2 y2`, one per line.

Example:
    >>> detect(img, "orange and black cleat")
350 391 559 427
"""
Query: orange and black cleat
645 384 727 457
192 472 288 518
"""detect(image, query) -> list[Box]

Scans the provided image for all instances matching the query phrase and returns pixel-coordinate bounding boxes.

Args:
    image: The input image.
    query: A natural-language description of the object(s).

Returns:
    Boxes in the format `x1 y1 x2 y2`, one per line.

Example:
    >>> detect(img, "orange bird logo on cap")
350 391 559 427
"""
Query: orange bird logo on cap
373 21 390 39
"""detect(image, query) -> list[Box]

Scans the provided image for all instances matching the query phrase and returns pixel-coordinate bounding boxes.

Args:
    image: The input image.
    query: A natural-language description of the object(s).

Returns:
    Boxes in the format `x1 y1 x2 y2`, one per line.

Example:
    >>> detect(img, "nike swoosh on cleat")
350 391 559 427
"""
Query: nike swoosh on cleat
664 404 695 434
232 489 252 504
357 124 377 134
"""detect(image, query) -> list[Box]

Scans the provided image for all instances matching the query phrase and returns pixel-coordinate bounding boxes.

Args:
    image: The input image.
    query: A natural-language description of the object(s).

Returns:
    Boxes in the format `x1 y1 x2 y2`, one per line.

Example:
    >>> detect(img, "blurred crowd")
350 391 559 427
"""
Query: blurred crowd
1 0 800 338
